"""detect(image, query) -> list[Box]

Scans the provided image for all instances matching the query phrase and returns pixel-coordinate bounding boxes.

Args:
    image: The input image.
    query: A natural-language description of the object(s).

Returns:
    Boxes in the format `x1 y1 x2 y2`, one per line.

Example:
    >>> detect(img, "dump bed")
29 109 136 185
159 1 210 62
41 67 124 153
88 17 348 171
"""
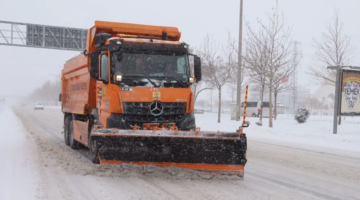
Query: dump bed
61 54 96 115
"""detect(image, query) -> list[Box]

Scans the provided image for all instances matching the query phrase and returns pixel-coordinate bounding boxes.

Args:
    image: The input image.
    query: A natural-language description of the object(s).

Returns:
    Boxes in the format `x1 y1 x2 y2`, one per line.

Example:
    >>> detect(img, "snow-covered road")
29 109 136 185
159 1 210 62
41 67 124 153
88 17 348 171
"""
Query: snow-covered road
1 106 360 200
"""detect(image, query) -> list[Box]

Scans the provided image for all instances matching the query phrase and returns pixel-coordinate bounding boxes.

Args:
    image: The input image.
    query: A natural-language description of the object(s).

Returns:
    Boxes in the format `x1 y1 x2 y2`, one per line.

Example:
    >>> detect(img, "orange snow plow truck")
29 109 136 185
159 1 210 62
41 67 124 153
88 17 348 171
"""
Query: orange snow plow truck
60 21 247 176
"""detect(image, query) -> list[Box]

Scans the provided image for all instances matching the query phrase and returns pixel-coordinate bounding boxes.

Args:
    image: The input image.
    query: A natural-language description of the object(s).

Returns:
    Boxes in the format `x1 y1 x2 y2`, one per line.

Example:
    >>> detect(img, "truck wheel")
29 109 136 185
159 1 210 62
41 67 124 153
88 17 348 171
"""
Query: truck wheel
89 138 100 164
238 172 244 180
69 120 80 149
64 116 71 146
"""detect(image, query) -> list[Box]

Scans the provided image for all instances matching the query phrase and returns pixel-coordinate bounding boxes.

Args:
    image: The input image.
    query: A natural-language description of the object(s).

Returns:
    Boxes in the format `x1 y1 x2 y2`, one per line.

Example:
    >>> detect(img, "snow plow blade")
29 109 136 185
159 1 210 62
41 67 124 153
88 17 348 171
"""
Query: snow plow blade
90 128 247 175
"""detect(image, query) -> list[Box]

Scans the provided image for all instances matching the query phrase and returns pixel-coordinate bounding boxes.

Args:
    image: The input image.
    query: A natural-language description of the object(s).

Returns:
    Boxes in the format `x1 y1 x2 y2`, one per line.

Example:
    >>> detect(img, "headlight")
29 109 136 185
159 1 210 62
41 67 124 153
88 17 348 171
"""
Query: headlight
114 75 122 81
189 77 196 83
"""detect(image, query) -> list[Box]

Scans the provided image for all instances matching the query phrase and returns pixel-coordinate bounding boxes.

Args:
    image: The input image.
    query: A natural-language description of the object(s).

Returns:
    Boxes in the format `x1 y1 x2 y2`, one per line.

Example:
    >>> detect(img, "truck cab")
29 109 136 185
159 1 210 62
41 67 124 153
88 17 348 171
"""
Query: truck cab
61 21 202 139
90 35 201 131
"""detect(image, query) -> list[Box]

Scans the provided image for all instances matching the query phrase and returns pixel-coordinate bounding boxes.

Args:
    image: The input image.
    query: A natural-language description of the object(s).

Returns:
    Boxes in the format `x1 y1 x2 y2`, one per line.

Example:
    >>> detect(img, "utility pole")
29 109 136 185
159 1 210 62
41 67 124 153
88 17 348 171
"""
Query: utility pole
332 67 341 134
236 0 243 121
210 89 213 112
291 41 299 115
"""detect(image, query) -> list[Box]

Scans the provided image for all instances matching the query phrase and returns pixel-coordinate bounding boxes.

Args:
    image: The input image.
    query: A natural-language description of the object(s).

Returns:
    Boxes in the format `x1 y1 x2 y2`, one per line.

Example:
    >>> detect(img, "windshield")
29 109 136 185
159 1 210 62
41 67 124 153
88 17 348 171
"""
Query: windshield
262 102 270 107
111 52 189 81
241 102 257 108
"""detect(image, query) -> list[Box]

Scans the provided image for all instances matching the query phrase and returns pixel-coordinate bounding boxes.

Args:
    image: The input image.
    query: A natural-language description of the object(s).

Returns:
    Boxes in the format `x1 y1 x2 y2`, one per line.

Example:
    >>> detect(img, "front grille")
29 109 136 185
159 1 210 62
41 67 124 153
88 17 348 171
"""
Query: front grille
123 114 184 124
122 102 187 125
123 102 187 115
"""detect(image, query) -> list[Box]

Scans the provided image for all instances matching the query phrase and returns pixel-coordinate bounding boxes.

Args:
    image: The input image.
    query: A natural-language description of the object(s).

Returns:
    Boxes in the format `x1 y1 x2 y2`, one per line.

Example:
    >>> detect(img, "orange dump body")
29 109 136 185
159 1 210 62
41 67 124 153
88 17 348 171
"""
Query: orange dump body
61 21 247 176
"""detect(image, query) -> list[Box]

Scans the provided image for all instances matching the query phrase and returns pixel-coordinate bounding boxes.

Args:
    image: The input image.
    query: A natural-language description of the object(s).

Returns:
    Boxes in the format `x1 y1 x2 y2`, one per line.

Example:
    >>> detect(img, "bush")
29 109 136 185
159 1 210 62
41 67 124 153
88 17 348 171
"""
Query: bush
295 108 310 123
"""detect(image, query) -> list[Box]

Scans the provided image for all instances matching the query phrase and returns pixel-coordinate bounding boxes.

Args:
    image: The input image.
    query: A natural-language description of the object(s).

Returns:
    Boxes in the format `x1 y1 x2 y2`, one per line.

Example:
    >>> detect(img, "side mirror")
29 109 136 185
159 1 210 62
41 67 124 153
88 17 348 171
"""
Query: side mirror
90 52 100 80
59 94 62 102
194 56 202 82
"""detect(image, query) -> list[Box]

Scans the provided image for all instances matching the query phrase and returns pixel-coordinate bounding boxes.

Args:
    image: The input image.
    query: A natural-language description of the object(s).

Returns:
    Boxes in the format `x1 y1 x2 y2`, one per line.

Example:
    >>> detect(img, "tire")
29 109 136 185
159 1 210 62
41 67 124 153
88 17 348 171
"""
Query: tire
69 120 80 149
238 172 244 180
88 119 100 164
89 137 100 164
64 116 71 146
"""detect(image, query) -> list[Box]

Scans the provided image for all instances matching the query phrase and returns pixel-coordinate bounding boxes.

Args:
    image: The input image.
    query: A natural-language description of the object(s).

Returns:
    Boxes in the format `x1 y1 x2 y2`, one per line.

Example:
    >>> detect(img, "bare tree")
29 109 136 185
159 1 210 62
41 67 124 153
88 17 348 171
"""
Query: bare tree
308 8 355 85
28 75 61 106
302 96 324 114
273 74 294 120
245 2 296 127
274 40 302 120
227 32 248 103
227 66 249 103
188 48 214 103
191 81 213 103
243 24 270 124
198 34 233 123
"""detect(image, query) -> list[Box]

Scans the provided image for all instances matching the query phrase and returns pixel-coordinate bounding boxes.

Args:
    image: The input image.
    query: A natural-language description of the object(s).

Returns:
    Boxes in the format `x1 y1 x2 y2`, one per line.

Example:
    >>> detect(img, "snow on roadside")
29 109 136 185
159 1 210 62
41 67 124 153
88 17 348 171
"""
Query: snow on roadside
0 106 40 200
44 105 61 110
196 113 360 154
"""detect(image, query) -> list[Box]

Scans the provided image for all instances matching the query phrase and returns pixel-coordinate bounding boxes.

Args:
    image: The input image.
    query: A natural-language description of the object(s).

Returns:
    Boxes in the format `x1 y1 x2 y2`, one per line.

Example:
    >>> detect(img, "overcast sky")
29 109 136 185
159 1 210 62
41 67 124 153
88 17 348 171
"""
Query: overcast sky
1 0 360 98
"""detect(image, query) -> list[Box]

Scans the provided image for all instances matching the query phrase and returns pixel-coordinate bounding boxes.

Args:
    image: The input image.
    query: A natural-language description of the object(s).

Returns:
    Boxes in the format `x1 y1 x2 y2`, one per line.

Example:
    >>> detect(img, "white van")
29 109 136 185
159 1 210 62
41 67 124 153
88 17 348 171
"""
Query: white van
240 101 273 118
240 101 259 117
34 102 44 110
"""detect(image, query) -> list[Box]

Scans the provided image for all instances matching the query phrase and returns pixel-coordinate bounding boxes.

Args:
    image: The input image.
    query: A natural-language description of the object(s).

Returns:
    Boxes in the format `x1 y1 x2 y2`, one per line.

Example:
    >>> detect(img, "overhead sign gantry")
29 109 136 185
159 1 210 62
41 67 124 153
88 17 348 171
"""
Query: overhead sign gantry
0 20 87 51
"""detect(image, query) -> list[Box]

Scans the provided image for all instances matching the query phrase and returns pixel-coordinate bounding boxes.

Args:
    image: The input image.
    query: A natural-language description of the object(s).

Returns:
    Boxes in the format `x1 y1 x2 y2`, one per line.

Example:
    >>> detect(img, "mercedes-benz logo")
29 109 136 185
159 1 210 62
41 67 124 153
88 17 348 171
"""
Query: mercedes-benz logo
149 101 163 116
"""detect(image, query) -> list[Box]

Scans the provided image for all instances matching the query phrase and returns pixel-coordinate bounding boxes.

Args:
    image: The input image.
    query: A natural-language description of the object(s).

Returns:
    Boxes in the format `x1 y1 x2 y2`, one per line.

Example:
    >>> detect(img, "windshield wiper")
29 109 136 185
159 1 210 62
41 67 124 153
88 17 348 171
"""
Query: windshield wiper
117 75 147 86
120 75 160 87
122 74 145 78
148 75 177 80
145 78 160 87
148 75 191 87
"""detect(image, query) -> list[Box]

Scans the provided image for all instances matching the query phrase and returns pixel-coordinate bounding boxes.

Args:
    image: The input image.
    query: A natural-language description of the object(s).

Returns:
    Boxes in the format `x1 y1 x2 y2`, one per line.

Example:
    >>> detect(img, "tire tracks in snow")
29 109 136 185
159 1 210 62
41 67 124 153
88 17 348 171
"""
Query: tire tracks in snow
250 140 360 161
246 142 360 200
14 107 233 200
14 107 280 199
13 106 360 200
245 172 341 200
14 107 83 200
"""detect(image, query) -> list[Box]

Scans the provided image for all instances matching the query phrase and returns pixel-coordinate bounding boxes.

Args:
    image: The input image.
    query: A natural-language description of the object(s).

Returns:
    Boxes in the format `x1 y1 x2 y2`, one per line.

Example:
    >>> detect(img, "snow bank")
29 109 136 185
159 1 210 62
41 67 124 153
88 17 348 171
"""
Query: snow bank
0 106 39 200
44 105 62 110
196 112 360 153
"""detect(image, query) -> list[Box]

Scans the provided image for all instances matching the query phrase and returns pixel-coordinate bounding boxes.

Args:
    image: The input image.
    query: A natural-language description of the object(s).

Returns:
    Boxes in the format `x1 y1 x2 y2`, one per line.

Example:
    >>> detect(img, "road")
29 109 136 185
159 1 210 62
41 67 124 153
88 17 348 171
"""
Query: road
9 106 360 200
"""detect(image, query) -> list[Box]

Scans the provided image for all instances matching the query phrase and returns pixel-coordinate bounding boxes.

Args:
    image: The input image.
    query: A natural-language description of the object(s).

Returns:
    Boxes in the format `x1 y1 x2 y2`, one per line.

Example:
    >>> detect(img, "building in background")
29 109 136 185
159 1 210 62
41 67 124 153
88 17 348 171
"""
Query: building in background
309 85 335 116
247 84 310 114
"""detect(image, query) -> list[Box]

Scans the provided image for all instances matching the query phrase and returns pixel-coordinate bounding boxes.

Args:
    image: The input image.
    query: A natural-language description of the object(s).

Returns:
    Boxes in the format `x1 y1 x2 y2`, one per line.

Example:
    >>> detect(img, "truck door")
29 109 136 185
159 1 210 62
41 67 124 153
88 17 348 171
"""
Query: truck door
97 52 112 127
